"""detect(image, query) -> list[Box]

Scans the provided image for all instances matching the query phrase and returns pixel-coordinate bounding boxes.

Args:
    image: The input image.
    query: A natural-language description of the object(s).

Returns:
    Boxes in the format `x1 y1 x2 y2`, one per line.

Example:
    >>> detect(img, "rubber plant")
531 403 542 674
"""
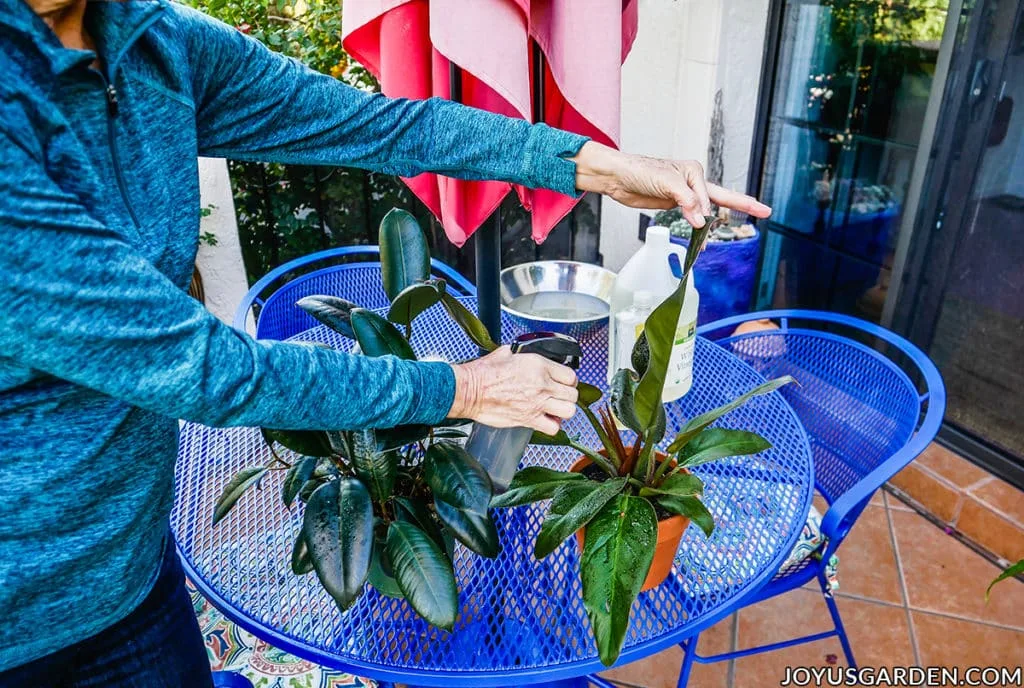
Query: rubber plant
491 216 795 666
212 208 507 631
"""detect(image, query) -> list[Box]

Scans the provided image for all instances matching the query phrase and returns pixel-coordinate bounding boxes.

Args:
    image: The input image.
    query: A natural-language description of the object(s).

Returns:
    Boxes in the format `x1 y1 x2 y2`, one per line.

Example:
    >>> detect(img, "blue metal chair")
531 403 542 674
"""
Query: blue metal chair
670 309 945 685
233 246 476 341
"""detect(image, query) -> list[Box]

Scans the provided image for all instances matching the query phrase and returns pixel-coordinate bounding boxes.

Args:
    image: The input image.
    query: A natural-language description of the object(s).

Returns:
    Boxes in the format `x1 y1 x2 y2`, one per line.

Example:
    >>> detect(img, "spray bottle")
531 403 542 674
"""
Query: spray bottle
465 332 582 492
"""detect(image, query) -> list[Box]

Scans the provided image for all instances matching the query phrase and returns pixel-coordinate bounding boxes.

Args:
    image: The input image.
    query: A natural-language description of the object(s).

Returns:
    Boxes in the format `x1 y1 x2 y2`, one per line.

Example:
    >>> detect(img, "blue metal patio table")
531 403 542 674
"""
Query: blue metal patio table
172 297 814 688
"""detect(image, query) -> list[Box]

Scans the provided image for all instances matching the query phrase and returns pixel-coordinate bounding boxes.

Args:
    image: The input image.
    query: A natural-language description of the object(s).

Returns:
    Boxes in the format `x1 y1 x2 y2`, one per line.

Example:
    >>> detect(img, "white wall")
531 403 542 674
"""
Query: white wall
195 157 251 329
599 0 770 271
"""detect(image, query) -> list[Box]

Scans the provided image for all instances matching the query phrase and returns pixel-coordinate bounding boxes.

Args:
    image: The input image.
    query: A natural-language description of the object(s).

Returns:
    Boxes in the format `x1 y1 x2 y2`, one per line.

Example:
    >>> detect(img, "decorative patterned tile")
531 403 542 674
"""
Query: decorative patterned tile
187 578 374 688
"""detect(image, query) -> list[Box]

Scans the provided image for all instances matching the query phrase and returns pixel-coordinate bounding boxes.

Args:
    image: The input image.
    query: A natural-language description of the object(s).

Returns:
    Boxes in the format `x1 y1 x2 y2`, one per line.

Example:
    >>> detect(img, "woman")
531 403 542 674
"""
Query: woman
0 0 771 684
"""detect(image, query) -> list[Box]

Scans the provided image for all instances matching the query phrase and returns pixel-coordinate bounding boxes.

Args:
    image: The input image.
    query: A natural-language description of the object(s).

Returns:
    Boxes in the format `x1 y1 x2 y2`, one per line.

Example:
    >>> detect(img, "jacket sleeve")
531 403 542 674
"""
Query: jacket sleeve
0 131 455 430
172 5 589 198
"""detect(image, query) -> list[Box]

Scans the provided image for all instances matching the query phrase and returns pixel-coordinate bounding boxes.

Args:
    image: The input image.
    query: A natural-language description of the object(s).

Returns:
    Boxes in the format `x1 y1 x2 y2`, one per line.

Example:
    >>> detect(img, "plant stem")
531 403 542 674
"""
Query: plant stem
579 404 622 470
649 450 678 484
267 444 292 470
330 453 352 475
567 437 617 476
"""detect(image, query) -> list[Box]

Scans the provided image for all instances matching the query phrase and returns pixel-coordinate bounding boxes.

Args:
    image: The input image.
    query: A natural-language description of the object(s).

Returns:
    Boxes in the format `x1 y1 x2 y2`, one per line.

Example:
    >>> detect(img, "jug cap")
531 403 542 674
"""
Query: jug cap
511 332 582 369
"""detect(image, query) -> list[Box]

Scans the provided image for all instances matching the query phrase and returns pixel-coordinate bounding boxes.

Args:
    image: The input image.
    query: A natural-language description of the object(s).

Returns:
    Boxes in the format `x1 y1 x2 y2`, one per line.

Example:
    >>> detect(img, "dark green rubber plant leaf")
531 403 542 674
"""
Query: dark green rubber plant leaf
657 494 715 537
490 466 587 508
632 218 717 430
291 530 314 575
424 441 493 512
431 428 469 440
394 497 447 550
582 494 658 666
639 471 704 499
368 534 405 599
298 477 327 504
281 456 319 508
388 279 445 328
439 292 498 352
386 520 459 630
296 295 358 339
666 376 795 454
434 498 501 558
351 429 396 502
303 479 374 611
262 427 334 457
213 466 267 525
534 478 627 560
677 427 772 469
379 208 431 301
350 308 417 360
376 424 431 452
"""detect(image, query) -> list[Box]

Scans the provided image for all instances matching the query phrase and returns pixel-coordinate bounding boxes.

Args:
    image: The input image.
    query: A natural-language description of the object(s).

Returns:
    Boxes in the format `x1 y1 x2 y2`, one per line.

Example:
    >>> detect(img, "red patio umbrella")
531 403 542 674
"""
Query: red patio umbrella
342 0 638 337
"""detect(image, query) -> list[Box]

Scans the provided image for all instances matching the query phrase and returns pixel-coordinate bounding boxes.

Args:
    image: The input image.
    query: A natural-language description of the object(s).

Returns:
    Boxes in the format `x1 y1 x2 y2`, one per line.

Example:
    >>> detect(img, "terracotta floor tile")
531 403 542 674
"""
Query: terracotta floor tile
832 505 903 604
891 510 1024 629
956 497 1024 563
917 442 991 489
732 589 914 685
869 490 884 506
601 614 733 688
912 610 1024 668
968 477 1024 527
888 463 963 523
884 490 913 512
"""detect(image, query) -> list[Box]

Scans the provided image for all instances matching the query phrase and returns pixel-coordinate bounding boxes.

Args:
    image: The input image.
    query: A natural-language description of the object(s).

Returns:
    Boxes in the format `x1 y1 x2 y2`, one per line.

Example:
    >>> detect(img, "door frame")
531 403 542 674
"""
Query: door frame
890 0 1024 488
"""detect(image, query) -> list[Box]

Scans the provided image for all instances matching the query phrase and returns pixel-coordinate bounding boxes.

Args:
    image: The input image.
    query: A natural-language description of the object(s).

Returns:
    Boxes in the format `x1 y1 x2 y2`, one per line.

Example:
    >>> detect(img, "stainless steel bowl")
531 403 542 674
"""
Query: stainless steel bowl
499 261 616 340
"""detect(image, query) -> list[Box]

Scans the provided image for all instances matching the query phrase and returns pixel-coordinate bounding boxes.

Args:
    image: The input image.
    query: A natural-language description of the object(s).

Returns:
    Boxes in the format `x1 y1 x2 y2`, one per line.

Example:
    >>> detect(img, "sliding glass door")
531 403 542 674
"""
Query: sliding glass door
753 0 950 320
893 0 1024 485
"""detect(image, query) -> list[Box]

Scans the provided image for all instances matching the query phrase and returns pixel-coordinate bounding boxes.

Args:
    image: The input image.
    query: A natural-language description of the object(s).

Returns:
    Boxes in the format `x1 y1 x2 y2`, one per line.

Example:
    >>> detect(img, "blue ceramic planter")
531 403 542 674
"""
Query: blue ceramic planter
669 228 760 325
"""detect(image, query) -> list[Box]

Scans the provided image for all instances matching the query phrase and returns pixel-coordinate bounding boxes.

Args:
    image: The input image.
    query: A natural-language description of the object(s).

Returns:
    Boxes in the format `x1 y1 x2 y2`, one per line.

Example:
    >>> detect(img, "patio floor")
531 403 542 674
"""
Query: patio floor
194 489 1024 688
599 489 1024 688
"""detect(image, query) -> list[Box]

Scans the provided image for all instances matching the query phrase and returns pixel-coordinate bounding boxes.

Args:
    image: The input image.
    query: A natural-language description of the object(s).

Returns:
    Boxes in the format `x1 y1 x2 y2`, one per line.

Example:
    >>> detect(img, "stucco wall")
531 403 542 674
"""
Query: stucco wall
599 0 770 271
195 157 251 330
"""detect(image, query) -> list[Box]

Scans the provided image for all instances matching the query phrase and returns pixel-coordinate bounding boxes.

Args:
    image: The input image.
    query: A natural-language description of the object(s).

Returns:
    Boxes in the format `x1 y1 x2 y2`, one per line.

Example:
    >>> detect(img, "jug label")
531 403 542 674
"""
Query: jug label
669 319 697 387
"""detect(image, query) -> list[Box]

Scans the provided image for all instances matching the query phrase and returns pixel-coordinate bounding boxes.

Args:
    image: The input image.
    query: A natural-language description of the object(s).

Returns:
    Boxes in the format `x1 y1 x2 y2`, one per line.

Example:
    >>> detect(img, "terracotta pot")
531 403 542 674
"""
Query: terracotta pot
570 451 690 592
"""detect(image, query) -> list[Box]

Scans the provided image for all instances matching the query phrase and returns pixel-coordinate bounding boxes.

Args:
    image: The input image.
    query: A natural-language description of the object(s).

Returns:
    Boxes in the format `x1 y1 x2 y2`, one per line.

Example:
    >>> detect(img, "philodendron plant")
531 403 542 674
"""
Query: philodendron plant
213 208 509 631
491 217 795 666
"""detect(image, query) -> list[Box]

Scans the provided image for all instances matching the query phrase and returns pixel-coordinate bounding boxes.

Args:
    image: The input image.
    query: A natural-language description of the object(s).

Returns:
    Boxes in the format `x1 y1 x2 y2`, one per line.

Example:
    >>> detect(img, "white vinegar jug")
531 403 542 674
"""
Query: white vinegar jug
607 225 699 401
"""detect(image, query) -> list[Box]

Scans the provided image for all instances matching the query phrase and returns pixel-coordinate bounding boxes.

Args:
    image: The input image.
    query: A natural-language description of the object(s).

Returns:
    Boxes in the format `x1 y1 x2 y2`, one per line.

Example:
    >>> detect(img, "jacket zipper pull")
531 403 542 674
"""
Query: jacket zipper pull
105 83 119 117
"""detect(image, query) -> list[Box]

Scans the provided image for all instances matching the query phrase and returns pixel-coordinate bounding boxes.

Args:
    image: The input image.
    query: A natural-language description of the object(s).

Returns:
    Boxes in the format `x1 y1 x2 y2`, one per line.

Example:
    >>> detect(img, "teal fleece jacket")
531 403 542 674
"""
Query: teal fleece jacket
0 0 588 671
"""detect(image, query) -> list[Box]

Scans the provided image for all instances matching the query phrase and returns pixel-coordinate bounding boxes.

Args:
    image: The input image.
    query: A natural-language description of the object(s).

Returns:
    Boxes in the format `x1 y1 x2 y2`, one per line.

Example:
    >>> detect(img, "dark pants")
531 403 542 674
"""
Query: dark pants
0 535 213 688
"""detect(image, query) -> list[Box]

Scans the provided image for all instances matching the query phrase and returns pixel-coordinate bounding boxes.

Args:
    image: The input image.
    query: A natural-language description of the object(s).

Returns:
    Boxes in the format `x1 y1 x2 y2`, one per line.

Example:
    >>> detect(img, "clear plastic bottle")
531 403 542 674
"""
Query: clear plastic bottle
465 333 582 492
613 290 655 373
607 225 699 400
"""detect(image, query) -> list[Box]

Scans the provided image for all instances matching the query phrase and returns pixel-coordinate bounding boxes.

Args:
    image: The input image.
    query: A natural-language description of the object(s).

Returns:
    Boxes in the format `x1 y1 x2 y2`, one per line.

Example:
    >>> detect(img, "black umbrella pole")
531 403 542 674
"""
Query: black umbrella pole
450 61 503 344
475 213 502 343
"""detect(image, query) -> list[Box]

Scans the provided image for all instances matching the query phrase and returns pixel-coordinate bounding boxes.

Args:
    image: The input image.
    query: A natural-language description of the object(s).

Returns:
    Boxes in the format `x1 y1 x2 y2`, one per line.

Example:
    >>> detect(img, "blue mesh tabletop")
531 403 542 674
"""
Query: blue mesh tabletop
172 298 814 686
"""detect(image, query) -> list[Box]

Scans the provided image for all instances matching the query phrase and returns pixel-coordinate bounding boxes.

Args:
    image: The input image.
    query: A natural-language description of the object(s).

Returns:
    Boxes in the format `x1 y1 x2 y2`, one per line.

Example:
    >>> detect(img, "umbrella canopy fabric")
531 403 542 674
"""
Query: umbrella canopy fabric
342 0 638 246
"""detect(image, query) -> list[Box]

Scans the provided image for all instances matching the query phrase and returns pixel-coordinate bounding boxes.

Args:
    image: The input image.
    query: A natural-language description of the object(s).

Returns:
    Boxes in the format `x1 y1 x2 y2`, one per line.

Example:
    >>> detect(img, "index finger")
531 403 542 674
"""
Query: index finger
546 360 578 387
708 183 772 219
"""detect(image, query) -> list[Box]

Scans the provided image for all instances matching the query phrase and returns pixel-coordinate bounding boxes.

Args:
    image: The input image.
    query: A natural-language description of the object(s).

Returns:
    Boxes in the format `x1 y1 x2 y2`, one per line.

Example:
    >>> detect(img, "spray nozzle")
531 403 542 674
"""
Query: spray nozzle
511 332 582 369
